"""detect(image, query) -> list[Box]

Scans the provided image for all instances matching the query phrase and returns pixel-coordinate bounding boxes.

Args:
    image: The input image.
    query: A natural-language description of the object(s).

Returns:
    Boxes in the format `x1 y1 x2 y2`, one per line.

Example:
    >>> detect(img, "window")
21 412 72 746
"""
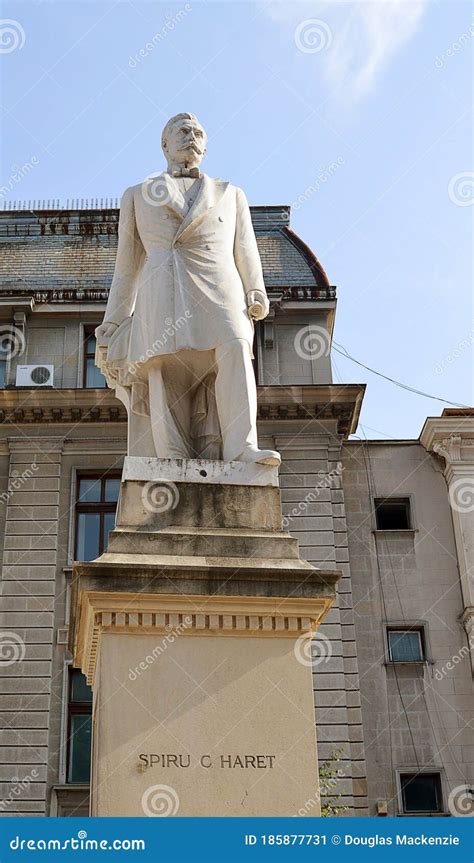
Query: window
67 669 92 784
83 327 107 388
0 340 9 388
375 497 411 530
387 627 425 662
75 473 120 561
400 772 443 814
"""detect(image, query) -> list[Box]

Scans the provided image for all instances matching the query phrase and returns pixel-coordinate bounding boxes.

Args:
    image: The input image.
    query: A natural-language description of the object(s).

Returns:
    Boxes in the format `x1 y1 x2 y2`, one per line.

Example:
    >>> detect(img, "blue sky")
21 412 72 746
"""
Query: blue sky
1 0 472 439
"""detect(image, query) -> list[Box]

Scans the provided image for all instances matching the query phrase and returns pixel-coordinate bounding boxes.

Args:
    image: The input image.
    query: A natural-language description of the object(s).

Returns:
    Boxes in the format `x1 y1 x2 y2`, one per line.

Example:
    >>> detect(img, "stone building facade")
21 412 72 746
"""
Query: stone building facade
0 203 472 817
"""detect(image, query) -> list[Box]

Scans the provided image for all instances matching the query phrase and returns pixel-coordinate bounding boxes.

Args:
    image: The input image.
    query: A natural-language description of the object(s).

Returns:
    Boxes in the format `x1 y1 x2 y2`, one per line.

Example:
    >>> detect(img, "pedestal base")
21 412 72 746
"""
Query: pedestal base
70 460 339 816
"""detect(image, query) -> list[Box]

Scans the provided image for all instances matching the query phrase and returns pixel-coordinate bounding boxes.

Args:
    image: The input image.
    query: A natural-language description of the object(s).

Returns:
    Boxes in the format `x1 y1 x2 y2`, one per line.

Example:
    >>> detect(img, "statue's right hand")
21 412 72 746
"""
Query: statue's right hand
95 321 119 346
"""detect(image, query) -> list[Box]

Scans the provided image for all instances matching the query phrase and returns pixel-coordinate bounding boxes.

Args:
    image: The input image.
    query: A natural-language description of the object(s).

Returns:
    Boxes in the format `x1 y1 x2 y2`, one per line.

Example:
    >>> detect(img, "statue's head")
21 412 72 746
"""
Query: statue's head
161 113 207 170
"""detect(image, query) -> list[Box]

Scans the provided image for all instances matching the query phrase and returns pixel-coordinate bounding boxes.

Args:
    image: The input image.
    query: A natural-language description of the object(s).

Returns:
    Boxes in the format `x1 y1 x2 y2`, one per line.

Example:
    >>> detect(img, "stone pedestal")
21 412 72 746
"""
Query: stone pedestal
70 457 339 816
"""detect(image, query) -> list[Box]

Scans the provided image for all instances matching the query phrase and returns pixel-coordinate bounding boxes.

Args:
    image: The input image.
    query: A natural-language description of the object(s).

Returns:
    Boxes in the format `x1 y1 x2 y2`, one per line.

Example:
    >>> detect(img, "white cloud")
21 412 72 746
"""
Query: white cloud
265 0 427 100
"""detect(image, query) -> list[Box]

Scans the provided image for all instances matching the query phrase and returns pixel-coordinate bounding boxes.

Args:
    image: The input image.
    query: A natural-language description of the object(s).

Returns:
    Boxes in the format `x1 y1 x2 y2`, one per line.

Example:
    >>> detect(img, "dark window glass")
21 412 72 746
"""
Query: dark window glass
375 498 411 530
388 629 424 662
78 477 101 503
400 773 443 813
67 669 92 784
75 473 120 561
0 361 6 388
83 327 106 388
104 478 121 502
76 513 100 562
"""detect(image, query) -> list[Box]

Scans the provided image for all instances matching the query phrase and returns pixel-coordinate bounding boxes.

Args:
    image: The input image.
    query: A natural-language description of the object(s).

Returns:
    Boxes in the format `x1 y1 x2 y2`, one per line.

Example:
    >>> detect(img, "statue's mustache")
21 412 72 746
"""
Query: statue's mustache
180 141 202 154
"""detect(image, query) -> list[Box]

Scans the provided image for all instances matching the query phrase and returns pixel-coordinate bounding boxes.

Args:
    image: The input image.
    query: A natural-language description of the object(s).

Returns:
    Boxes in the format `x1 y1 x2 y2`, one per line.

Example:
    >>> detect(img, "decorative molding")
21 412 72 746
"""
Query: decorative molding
257 384 365 437
0 288 109 304
263 304 276 349
0 384 363 435
0 389 127 425
433 434 462 464
74 591 333 685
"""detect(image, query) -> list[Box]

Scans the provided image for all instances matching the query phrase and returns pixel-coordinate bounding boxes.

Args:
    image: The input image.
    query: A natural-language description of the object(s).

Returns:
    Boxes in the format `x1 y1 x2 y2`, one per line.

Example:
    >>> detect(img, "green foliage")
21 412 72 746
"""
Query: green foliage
318 748 348 817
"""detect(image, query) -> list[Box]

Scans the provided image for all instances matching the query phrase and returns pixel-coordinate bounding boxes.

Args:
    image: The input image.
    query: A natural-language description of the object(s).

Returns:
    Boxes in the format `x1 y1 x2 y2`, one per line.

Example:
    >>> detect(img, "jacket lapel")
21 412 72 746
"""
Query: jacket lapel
175 174 229 242
143 172 188 219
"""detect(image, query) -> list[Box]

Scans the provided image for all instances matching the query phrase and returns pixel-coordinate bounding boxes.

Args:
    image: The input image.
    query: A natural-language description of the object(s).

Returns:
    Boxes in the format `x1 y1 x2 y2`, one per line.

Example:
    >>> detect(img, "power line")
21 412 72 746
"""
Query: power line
332 341 470 408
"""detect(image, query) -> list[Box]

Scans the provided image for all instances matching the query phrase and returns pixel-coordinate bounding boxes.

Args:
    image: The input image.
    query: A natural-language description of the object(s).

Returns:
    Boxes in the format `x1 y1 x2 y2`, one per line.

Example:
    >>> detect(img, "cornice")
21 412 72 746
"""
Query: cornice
420 415 474 451
73 591 333 685
0 384 364 436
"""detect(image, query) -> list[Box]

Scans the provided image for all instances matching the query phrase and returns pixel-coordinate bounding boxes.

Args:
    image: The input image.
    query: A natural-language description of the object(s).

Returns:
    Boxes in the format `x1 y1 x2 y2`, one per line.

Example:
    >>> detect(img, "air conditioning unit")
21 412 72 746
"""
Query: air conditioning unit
16 364 54 387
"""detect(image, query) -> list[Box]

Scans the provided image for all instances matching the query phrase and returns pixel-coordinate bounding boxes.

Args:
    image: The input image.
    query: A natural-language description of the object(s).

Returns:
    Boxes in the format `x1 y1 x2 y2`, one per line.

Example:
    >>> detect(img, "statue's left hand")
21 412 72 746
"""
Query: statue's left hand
247 290 269 321
95 321 119 346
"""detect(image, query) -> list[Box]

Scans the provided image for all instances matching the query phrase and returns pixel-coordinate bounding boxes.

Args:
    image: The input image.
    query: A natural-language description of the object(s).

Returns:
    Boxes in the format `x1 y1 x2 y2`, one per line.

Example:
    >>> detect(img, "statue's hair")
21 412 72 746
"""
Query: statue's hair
161 113 206 149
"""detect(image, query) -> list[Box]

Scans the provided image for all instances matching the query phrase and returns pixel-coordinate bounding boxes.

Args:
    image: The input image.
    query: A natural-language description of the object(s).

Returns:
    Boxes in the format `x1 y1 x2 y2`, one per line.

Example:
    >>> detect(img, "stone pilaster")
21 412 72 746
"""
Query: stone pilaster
421 415 474 670
0 437 63 815
274 430 369 815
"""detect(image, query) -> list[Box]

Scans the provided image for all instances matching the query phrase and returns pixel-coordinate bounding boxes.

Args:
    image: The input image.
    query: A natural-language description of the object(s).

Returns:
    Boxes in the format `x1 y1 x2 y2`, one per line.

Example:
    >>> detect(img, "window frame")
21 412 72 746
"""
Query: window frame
385 623 430 665
66 667 93 785
396 769 445 815
82 324 107 389
374 496 413 531
74 471 121 561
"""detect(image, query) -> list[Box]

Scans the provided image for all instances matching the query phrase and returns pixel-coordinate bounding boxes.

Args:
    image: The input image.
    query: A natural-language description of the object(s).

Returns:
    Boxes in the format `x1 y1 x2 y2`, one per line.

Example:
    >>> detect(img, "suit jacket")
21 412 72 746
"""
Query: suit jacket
101 173 267 370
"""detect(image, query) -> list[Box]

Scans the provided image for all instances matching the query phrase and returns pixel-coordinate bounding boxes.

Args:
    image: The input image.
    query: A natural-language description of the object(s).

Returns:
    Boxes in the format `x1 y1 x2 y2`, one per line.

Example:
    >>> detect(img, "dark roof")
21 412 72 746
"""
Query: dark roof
0 205 333 301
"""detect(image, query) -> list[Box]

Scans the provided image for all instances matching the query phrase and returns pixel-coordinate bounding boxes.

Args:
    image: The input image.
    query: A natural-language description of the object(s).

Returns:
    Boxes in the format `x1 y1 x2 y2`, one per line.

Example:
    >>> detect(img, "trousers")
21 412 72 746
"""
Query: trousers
126 339 258 461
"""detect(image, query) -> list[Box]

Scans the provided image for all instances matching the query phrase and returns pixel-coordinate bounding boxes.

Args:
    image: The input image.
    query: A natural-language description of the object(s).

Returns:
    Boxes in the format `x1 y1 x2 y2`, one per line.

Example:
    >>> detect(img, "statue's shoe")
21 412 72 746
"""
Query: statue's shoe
237 447 281 467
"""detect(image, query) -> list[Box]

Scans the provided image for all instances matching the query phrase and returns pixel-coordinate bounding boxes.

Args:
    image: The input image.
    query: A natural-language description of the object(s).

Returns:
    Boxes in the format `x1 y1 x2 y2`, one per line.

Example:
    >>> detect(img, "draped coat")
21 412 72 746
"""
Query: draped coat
99 173 268 377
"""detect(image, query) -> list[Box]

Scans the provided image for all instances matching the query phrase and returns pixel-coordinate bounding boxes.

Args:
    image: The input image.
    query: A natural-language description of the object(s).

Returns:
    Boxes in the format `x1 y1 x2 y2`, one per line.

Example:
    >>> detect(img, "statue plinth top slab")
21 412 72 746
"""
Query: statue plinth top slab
121 455 279 488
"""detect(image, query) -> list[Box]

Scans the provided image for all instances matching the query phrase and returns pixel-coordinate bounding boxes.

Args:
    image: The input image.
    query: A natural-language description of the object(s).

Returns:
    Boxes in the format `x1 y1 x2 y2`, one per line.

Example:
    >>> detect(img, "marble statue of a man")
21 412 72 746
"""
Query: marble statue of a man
96 112 280 466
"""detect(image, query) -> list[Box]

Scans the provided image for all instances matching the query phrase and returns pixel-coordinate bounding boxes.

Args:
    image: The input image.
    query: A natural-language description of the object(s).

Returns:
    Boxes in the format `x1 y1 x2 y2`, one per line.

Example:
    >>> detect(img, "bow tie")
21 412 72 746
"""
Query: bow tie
171 167 201 179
